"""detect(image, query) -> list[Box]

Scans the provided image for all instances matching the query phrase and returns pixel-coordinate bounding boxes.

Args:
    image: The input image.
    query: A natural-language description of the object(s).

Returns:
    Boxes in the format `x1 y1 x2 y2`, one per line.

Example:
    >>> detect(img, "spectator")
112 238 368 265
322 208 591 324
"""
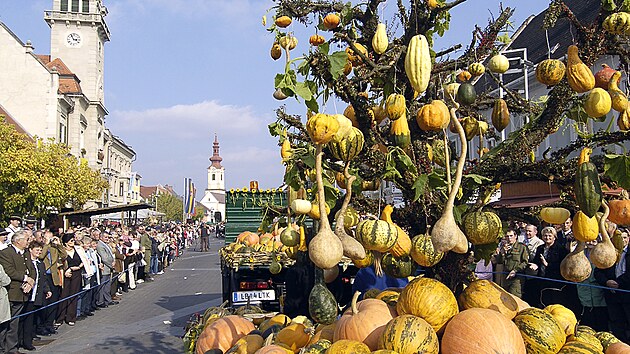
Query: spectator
4 216 22 244
150 233 160 275
78 238 97 319
139 227 153 281
19 241 50 351
494 229 529 298
38 230 65 336
0 261 11 324
557 216 575 252
56 233 85 327
524 224 544 259
95 232 115 308
200 224 209 252
527 226 568 308
0 230 36 353
579 239 608 332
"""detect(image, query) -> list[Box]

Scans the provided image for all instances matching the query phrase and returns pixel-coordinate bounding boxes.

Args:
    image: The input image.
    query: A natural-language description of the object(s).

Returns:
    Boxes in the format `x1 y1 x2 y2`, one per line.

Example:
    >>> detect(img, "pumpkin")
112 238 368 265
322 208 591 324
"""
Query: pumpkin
410 233 443 267
567 45 595 93
441 308 526 354
242 233 260 246
371 350 398 354
270 43 282 60
396 277 458 332
328 127 364 162
596 331 620 352
468 62 485 76
290 199 312 215
491 98 510 132
540 207 571 225
196 315 256 354
372 23 388 54
536 58 566 86
456 82 477 105
275 16 292 28
457 279 519 319
513 308 566 354
584 88 612 118
308 201 330 220
509 292 533 312
462 210 502 245
595 64 619 89
254 345 293 354
590 200 617 270
609 199 630 226
389 114 411 148
416 100 450 131
352 250 374 269
606 342 630 354
603 12 630 35
575 148 603 218
457 70 472 82
309 34 325 46
259 314 291 333
375 289 400 306
573 211 599 242
226 334 264 354
356 220 399 252
544 304 578 336
618 109 630 131
377 315 439 354
302 339 331 354
335 205 360 229
322 13 340 30
558 341 603 354
274 88 288 100
488 54 509 73
404 34 431 94
333 291 394 350
279 35 298 50
280 228 300 247
569 326 604 352
609 71 628 112
331 113 354 143
380 205 411 257
306 113 339 145
385 94 406 121
276 322 311 353
308 324 336 345
326 339 371 354
381 254 415 278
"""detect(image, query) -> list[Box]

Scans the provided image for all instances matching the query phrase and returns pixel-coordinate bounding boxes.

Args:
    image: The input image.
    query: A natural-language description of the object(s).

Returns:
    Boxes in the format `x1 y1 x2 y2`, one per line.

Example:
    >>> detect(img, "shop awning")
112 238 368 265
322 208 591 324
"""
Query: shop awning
58 203 154 217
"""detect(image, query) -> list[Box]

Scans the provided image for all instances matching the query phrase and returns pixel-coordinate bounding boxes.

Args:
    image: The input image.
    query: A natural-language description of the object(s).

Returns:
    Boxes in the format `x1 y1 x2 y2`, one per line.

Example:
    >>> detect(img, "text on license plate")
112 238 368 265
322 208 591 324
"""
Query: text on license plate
232 290 275 302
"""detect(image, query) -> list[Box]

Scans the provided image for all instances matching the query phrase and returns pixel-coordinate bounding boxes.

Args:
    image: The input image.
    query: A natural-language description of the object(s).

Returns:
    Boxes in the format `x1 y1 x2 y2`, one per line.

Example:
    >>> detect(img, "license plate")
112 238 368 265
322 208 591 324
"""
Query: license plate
232 290 275 303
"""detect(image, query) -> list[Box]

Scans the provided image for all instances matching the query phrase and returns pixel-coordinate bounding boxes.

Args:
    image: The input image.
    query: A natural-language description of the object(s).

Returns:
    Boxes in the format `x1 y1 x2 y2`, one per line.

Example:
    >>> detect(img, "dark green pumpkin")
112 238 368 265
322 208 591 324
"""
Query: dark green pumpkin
308 282 338 325
456 82 477 105
302 339 331 354
382 253 416 278
574 149 602 218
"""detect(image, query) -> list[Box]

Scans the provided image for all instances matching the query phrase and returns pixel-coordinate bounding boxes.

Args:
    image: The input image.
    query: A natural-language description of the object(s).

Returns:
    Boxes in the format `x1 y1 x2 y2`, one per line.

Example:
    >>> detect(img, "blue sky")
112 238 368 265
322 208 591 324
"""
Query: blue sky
0 0 548 198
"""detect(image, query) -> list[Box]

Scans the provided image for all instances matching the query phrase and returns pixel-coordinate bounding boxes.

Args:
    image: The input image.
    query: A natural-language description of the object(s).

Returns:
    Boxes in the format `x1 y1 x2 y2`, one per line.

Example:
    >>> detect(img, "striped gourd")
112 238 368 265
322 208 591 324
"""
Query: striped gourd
410 233 443 267
595 331 620 351
603 12 630 35
328 127 364 162
389 113 411 148
468 62 485 76
396 277 459 333
381 253 415 278
326 339 370 354
462 210 502 245
536 59 566 86
302 339 331 354
558 340 602 354
574 148 602 218
385 93 406 120
513 308 566 354
356 220 398 252
377 315 439 354
404 35 431 94
380 205 412 257
568 326 603 352
491 98 510 132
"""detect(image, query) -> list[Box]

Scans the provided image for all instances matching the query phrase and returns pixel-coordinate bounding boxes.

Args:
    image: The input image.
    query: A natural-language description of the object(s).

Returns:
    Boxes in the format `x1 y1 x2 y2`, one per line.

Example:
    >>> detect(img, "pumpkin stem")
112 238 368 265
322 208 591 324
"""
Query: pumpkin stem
443 132 452 193
620 189 629 200
335 162 356 235
578 147 592 164
380 205 394 223
600 200 612 244
315 144 331 231
446 108 467 212
373 251 383 277
350 291 361 315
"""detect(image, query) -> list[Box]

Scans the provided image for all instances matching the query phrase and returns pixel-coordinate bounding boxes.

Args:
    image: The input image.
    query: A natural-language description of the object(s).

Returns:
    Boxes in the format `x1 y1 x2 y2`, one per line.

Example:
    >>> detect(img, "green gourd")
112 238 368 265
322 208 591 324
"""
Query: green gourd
456 83 477 105
381 253 416 278
308 269 338 325
574 148 602 218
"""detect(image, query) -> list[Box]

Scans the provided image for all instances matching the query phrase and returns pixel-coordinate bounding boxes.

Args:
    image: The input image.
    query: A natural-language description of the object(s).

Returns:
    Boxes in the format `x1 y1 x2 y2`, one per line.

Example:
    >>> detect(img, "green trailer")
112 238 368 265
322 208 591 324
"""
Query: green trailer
224 189 287 243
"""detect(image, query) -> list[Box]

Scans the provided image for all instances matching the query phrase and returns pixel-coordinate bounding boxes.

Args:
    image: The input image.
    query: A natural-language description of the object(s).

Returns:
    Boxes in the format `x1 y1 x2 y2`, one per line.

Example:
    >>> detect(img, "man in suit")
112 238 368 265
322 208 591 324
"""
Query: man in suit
38 230 65 335
20 241 51 351
0 231 36 354
95 231 115 308
595 227 630 342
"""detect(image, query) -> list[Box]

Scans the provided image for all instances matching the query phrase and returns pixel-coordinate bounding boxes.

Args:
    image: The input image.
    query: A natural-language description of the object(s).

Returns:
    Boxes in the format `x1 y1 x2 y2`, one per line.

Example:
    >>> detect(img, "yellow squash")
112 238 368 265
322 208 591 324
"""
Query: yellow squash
583 88 612 118
404 35 431 94
416 100 450 131
609 71 628 112
566 45 595 93
306 113 339 144
372 23 388 54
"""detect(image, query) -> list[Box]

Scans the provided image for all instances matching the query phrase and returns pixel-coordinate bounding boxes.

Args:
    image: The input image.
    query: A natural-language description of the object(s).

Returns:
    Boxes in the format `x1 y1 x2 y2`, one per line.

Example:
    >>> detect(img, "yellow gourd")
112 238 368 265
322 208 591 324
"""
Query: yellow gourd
372 23 388 54
566 45 595 93
583 88 612 118
488 54 509 74
609 71 628 112
385 93 406 120
404 35 431 94
306 113 339 144
572 211 599 242
619 109 630 131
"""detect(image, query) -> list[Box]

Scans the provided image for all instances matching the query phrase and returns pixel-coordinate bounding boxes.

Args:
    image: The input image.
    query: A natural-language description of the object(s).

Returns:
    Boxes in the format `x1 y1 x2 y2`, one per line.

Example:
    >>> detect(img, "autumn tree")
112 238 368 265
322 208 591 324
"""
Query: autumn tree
155 193 184 222
264 0 630 290
0 116 108 225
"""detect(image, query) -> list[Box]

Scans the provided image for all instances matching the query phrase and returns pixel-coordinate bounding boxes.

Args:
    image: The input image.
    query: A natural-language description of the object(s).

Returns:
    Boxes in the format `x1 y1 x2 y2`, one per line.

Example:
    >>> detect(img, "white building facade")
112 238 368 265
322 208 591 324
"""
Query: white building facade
200 135 226 222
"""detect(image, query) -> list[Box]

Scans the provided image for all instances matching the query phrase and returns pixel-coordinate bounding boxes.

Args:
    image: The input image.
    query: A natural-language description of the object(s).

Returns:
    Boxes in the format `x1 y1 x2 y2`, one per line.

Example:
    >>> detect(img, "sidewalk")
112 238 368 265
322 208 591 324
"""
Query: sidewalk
35 237 225 354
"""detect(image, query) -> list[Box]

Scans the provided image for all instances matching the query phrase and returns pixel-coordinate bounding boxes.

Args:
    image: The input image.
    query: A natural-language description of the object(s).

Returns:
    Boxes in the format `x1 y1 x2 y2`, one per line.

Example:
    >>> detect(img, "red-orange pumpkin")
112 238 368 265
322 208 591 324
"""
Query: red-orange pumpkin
608 199 630 226
441 308 526 354
196 315 255 354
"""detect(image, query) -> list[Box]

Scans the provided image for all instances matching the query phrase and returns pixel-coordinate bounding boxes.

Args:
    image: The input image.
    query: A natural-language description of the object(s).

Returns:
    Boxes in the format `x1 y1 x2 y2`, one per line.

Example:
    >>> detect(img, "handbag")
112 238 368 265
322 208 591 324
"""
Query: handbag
119 271 127 284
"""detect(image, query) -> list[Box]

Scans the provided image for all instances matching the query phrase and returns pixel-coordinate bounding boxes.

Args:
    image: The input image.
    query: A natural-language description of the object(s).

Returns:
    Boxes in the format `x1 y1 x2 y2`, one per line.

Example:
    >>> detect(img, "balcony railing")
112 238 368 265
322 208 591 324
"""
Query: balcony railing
44 10 111 40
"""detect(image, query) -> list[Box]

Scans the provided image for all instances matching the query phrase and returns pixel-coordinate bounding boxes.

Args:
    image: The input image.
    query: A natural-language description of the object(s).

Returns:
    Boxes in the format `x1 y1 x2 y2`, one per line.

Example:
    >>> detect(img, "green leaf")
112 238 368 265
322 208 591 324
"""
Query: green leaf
604 154 630 190
302 152 316 169
297 59 311 76
453 204 469 225
340 2 353 25
412 174 429 202
463 174 492 185
427 170 448 189
318 42 330 56
268 122 282 137
602 0 617 11
623 0 630 12
328 51 348 80
473 241 500 264
283 163 301 191
294 81 313 101
305 98 319 113
382 158 402 181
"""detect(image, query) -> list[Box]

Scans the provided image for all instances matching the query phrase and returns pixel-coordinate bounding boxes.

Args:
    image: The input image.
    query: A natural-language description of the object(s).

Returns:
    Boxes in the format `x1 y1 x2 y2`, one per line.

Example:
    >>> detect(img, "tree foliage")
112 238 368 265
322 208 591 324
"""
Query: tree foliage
0 116 108 225
155 193 184 222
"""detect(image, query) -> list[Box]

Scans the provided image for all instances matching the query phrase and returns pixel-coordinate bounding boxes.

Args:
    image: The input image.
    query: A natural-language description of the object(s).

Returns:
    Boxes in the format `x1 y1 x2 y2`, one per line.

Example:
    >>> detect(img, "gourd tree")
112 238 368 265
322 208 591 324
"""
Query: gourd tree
264 0 630 291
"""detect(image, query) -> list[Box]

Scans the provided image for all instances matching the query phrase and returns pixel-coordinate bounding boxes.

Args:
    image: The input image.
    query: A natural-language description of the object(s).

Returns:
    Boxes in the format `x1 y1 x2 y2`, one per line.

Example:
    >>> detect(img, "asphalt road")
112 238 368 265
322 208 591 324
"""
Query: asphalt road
34 237 226 354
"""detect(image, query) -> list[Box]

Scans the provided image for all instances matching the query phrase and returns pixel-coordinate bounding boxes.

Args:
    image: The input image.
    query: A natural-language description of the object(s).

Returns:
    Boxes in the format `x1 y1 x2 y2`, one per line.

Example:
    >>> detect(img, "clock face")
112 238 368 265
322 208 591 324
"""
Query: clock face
66 33 82 47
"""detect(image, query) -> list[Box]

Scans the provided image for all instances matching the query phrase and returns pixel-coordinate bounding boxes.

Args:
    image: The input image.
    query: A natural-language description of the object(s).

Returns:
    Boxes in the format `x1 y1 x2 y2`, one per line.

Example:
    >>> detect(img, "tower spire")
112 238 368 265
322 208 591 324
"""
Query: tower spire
210 133 223 168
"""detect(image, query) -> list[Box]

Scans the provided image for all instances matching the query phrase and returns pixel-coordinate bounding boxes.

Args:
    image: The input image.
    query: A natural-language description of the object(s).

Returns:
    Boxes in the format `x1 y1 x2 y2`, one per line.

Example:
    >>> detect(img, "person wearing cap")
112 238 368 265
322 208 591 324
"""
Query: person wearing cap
22 217 36 232
0 231 9 251
4 216 21 245
0 230 36 354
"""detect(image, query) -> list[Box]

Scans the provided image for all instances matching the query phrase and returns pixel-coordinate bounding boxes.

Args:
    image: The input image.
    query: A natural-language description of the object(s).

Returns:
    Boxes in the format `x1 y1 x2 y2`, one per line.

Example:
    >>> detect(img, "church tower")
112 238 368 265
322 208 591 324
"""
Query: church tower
45 0 109 102
200 134 226 222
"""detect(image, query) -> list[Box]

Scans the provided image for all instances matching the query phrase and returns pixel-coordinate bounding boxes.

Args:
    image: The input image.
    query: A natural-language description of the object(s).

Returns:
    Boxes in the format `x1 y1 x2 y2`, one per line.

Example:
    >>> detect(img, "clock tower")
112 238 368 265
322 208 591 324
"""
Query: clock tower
45 0 110 102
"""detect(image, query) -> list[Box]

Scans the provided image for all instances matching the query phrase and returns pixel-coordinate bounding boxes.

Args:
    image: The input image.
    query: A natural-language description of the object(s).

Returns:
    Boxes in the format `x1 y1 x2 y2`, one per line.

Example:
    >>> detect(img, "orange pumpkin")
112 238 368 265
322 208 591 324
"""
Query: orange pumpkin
441 308 526 354
457 279 519 319
333 291 395 350
608 199 630 226
606 341 630 354
276 322 311 352
242 233 260 246
396 277 458 332
254 345 293 354
195 315 255 354
307 323 336 345
237 231 256 243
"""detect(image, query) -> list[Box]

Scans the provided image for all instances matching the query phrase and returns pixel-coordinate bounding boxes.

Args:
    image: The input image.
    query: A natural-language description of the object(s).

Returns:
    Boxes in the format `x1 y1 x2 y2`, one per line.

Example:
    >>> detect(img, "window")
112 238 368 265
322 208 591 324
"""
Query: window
212 174 216 181
61 0 68 11
82 0 90 13
58 122 67 144
71 0 79 12
119 182 124 197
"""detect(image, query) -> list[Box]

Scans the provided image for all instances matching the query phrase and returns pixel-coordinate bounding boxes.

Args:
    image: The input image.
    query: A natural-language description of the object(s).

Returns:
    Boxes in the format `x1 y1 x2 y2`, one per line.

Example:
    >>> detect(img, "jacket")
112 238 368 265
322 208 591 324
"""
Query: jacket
29 259 51 306
494 242 529 273
0 246 36 302
595 247 630 302
140 233 152 264
39 241 67 287
0 264 11 323
96 240 114 276
533 242 568 280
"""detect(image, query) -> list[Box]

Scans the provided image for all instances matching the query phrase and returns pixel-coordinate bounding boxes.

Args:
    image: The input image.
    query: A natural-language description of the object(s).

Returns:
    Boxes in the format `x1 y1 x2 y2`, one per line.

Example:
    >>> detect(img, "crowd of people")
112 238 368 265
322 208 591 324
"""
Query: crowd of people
0 215 195 354
474 218 630 342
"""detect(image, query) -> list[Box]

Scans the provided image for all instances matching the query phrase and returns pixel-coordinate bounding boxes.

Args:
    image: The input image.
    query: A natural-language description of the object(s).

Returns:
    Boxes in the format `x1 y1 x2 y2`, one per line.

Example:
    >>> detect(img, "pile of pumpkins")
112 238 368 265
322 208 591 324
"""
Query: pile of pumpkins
193 278 630 354
223 225 307 261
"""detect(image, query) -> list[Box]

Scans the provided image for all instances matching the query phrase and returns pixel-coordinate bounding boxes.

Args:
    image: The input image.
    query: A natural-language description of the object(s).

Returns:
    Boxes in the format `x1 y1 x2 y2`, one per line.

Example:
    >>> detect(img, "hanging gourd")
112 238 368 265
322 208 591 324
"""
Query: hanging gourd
279 35 298 50
385 93 406 120
380 205 412 257
346 43 368 66
491 98 510 132
275 16 292 28
416 100 450 131
583 88 612 118
540 207 570 225
488 54 509 74
309 269 338 325
461 116 479 141
356 219 398 252
410 233 444 267
595 64 617 89
468 62 485 76
536 59 566 86
322 13 340 30
457 70 472 82
566 45 595 93
603 12 630 35
456 83 477 105
390 114 411 148
404 34 431 94
372 23 388 54
574 148 603 218
572 211 599 243
309 34 325 46
270 42 282 60
462 210 502 245
609 71 628 112
443 83 460 102
619 109 630 130
306 113 340 145
590 201 617 269
560 241 592 282
328 127 364 162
